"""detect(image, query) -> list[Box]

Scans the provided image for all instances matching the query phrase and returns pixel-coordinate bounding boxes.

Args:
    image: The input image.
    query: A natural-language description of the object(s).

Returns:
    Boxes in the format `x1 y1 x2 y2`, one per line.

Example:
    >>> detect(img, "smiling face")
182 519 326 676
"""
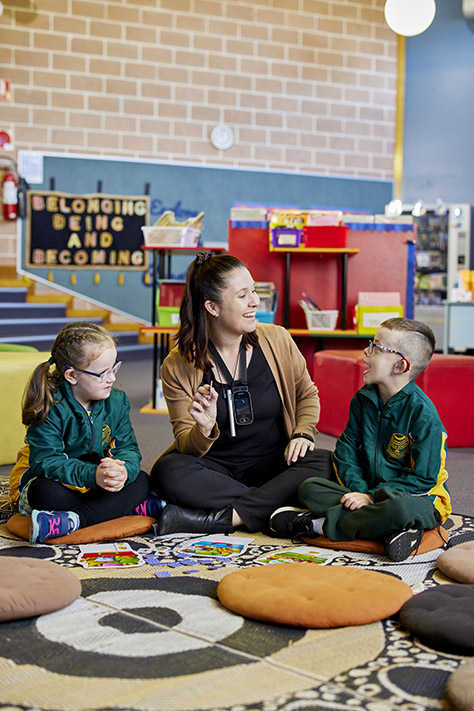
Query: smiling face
64 344 118 411
206 266 260 339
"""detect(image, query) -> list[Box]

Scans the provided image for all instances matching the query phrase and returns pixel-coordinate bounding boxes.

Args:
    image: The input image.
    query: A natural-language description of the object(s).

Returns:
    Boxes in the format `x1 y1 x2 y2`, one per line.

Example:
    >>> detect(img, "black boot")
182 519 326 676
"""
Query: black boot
154 504 234 536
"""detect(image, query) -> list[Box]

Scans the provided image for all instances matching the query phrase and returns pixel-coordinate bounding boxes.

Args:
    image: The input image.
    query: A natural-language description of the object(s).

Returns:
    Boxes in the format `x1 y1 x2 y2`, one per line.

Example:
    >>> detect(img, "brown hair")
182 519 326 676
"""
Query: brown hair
22 321 116 426
381 317 435 379
176 252 258 371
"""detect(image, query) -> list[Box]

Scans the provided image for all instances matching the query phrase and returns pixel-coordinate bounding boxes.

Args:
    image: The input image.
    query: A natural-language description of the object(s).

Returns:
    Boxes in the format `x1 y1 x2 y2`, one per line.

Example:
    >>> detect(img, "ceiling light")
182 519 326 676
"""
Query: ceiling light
384 0 436 37
412 200 426 217
385 199 403 217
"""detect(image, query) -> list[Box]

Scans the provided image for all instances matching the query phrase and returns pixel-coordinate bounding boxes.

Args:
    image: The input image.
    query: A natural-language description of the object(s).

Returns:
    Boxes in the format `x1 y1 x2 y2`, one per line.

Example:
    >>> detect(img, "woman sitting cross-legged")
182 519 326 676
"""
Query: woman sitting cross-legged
149 252 333 536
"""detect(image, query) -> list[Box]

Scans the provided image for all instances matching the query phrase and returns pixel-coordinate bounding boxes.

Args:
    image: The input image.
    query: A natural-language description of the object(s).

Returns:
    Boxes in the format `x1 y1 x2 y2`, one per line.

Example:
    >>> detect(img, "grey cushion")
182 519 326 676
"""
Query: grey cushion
399 584 474 655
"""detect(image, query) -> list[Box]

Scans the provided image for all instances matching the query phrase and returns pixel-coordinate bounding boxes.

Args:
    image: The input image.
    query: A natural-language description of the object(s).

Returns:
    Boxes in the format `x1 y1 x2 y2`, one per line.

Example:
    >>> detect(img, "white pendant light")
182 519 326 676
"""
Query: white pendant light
384 0 436 37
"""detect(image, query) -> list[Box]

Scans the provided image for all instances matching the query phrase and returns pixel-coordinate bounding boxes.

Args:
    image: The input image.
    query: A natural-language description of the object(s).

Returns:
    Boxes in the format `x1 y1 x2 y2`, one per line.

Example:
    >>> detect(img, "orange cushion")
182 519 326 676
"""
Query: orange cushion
217 562 412 628
6 513 156 544
301 527 448 556
437 541 474 583
0 557 81 621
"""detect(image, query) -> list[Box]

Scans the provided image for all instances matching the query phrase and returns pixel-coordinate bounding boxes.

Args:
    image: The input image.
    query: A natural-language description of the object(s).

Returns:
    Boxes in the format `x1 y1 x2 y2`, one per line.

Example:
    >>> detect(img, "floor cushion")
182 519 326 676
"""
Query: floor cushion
399 584 474 655
217 562 412 628
302 526 448 556
0 351 49 465
0 557 81 621
445 658 474 710
436 541 474 583
6 513 156 544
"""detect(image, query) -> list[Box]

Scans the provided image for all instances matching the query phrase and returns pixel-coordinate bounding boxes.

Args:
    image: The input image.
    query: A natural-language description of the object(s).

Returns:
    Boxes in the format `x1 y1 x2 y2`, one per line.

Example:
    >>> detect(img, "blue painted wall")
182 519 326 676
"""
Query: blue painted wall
20 153 392 322
403 0 474 203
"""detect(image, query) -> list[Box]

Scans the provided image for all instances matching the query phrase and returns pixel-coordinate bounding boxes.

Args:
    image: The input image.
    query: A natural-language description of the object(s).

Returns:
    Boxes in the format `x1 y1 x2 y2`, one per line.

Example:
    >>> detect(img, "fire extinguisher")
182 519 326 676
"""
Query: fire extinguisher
2 169 18 220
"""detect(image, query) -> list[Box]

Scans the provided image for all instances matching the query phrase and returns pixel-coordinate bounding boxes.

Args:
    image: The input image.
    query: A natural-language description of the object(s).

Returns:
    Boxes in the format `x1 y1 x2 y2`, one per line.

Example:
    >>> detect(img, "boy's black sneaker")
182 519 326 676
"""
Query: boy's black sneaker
384 529 423 562
269 507 315 539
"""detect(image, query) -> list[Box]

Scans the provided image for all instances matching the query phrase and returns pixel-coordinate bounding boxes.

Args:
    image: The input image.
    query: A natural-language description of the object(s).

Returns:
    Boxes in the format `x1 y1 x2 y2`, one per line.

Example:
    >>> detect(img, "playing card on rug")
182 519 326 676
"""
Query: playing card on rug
77 542 146 569
176 535 253 558
256 545 338 566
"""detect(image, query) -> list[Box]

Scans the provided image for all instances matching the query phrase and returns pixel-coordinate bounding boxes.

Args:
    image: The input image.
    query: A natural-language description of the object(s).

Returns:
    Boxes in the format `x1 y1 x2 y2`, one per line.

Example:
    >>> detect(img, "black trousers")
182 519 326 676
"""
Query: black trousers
27 470 150 529
149 449 334 532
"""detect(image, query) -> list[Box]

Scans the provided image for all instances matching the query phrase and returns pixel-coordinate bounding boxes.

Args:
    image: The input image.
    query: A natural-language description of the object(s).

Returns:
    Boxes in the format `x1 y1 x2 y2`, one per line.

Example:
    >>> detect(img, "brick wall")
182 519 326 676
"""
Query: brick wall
0 0 397 266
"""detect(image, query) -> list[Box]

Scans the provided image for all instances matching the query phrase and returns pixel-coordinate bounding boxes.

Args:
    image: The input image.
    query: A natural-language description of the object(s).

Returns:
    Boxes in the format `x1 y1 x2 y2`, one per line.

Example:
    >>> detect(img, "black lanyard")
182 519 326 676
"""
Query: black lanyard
208 340 253 435
208 340 248 389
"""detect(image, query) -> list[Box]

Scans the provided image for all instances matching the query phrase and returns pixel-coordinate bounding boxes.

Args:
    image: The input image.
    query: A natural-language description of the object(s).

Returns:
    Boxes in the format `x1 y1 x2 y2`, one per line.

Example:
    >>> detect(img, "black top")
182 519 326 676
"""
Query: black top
204 345 285 471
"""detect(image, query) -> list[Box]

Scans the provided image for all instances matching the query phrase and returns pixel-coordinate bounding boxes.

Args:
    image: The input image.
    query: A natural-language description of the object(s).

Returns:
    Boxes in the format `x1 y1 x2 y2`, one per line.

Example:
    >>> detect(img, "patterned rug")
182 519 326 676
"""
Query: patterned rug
0 492 472 711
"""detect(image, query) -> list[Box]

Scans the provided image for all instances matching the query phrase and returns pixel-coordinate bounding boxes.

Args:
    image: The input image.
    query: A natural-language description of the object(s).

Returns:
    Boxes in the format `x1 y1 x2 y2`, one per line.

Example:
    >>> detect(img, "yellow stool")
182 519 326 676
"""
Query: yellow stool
0 351 49 465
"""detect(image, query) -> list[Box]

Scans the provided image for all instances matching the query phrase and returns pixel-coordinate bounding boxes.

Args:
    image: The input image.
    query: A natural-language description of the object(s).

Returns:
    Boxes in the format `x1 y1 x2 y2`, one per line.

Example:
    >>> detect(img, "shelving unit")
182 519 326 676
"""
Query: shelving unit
269 246 360 330
140 244 225 412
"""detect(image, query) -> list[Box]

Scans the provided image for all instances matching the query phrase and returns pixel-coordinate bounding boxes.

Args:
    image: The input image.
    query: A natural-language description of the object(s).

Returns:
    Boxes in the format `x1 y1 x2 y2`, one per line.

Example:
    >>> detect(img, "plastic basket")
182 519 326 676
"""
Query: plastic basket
142 225 201 247
157 306 180 327
300 302 338 331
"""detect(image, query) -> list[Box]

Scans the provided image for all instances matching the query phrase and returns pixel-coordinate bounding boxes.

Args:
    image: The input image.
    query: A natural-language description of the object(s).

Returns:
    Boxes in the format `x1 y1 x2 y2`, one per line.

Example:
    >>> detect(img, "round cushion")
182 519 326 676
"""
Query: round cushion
436 541 474 583
0 557 82 621
217 562 412 628
6 513 156 544
446 658 474 711
302 527 448 556
399 584 474 655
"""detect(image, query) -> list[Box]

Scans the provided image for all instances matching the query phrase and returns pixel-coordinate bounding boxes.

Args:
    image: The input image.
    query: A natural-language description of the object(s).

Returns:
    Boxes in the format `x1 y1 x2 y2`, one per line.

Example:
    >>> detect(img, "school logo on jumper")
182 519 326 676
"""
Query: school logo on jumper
102 424 112 447
387 433 409 459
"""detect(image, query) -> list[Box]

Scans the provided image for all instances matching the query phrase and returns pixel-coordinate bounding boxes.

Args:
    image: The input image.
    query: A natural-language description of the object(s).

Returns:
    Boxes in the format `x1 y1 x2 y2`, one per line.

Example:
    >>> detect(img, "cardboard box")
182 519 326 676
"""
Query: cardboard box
356 305 404 334
357 291 401 306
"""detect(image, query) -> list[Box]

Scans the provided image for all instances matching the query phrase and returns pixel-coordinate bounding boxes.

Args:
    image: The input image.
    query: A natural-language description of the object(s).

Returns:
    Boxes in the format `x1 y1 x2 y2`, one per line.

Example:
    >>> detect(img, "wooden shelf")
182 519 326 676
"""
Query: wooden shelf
141 245 225 252
139 401 168 415
140 326 178 335
269 247 360 255
289 328 362 337
270 247 360 329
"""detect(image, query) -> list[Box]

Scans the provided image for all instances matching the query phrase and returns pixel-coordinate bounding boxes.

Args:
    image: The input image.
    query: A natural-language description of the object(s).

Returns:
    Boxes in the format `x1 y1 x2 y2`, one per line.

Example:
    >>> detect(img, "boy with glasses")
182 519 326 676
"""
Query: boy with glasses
270 318 451 562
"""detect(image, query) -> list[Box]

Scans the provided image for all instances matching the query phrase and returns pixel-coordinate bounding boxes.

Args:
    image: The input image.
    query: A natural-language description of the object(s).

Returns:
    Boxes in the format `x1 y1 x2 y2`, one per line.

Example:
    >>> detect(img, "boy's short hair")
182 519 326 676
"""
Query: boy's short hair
380 317 435 379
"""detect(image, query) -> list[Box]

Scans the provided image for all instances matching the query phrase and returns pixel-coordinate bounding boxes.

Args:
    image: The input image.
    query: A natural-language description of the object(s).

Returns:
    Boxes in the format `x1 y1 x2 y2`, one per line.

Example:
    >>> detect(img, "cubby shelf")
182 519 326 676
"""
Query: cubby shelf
268 246 360 330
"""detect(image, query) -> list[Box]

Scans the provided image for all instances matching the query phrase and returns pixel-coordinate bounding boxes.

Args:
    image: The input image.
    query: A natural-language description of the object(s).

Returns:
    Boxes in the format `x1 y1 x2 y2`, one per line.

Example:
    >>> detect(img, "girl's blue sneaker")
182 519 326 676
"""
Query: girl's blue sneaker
30 510 80 544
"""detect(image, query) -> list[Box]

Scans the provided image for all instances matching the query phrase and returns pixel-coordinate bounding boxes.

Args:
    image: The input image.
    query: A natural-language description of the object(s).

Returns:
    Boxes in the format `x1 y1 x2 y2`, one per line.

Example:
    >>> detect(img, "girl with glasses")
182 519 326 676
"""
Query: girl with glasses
9 321 153 543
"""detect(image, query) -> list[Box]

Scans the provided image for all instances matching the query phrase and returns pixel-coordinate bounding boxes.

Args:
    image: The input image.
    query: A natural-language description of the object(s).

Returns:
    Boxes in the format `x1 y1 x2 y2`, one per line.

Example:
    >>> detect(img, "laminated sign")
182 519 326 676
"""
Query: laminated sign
26 190 150 269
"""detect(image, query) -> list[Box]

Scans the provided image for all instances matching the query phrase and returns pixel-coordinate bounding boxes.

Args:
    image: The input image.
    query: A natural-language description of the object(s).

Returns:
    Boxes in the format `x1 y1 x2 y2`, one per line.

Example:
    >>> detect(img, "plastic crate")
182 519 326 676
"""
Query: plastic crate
157 306 180 327
302 225 347 248
270 227 302 248
300 302 339 331
142 225 201 247
256 292 278 323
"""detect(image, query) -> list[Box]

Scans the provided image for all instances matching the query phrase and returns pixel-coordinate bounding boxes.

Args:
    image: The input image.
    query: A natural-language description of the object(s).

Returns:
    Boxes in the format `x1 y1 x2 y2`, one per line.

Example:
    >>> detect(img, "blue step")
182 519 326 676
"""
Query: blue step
111 330 142 346
0 316 103 339
0 302 67 319
0 287 27 303
117 343 154 361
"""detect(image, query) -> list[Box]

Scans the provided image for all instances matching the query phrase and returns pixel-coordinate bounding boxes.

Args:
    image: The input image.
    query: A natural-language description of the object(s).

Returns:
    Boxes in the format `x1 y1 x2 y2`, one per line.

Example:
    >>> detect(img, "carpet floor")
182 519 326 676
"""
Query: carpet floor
0 474 472 711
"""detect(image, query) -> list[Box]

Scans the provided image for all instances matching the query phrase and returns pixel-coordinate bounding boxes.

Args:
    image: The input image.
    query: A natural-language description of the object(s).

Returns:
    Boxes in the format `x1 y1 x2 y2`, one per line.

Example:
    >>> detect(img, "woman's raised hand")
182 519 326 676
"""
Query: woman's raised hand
189 383 218 437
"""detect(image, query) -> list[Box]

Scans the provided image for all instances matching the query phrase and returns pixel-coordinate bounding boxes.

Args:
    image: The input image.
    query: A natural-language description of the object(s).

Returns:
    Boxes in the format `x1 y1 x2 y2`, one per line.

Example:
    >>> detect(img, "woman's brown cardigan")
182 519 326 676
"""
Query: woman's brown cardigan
153 323 320 465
